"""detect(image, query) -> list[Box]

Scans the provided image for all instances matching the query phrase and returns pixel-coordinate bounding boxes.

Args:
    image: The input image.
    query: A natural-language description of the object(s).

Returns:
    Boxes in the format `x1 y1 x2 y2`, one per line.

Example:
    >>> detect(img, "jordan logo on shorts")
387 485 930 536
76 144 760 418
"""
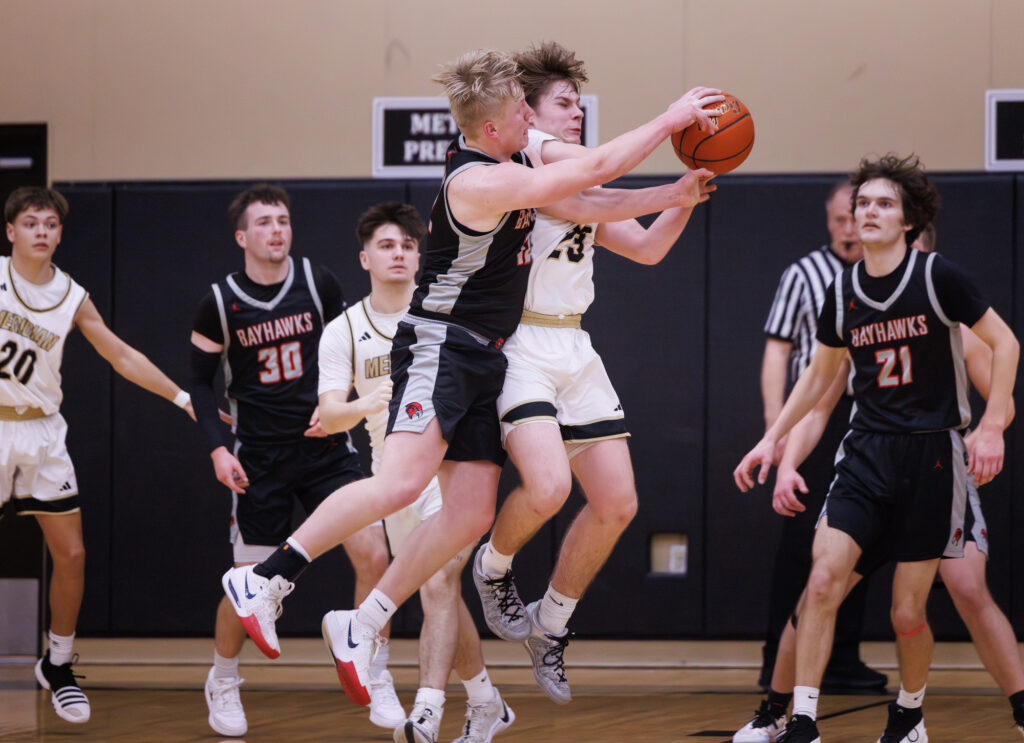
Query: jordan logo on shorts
933 457 943 469
405 402 423 420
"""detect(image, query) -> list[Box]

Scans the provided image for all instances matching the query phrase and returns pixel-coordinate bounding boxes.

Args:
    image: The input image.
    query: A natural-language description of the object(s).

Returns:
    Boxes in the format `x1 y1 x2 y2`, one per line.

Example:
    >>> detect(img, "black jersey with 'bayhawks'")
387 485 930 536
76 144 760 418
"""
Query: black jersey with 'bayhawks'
211 257 330 444
409 136 535 343
818 249 988 434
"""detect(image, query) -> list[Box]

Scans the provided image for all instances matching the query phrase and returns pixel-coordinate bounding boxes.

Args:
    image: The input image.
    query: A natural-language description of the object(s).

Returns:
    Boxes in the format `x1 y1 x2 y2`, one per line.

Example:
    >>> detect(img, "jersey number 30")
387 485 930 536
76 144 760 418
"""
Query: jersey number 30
258 341 303 384
0 340 37 384
875 345 913 387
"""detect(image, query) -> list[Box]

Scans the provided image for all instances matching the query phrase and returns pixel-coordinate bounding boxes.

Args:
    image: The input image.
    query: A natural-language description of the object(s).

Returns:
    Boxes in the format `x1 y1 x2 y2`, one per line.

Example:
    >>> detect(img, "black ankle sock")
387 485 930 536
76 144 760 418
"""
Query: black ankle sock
254 542 309 581
1009 690 1024 720
767 689 792 713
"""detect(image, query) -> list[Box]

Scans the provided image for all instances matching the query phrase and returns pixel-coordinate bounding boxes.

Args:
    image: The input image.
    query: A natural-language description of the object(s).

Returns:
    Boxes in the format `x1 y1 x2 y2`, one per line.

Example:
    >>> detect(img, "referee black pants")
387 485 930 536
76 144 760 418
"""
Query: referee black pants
763 396 870 671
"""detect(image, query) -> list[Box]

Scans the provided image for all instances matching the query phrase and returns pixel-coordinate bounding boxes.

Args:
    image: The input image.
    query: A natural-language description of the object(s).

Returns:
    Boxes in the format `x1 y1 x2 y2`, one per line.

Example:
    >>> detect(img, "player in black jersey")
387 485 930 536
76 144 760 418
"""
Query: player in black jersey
734 154 1019 743
222 49 725 716
189 185 391 737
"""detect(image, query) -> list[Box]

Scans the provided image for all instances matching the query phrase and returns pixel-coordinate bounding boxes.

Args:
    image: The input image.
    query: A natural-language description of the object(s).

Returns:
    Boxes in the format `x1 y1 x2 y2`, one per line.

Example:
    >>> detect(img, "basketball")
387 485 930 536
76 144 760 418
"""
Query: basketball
671 93 754 174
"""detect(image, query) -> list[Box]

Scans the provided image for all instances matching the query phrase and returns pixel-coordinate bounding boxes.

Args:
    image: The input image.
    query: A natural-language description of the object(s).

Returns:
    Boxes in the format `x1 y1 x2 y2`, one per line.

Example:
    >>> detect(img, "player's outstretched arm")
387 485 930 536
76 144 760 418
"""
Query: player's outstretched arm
318 384 392 436
542 171 714 227
592 171 716 265
454 87 724 223
734 344 846 492
965 308 1020 485
772 357 849 516
75 298 193 419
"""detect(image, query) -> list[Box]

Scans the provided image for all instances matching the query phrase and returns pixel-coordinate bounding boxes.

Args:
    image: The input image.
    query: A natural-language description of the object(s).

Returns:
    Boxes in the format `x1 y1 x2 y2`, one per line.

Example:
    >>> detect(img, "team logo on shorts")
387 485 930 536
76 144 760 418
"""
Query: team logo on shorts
494 337 505 349
952 528 963 546
405 402 423 420
980 528 987 544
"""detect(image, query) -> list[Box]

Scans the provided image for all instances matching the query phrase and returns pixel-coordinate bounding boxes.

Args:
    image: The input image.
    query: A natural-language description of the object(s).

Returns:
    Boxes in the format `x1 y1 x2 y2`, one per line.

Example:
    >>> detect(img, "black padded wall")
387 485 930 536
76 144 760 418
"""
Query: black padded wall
51 173 1023 639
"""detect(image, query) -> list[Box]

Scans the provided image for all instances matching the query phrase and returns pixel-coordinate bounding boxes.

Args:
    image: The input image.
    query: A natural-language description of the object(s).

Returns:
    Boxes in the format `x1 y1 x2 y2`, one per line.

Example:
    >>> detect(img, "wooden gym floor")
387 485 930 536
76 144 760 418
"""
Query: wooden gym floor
1 638 1022 742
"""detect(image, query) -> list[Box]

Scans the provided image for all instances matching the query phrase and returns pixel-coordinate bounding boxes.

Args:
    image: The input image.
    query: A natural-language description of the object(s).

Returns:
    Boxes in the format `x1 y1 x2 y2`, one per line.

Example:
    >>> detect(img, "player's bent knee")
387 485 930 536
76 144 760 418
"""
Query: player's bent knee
51 542 86 570
891 605 928 636
804 566 845 608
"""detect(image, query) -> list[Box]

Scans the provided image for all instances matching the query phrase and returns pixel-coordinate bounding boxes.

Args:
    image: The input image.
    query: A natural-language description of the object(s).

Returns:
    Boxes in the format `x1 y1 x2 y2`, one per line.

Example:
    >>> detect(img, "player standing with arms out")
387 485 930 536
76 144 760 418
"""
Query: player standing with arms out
318 202 514 743
220 49 724 712
189 185 392 737
472 41 715 704
735 154 1019 743
2 187 194 724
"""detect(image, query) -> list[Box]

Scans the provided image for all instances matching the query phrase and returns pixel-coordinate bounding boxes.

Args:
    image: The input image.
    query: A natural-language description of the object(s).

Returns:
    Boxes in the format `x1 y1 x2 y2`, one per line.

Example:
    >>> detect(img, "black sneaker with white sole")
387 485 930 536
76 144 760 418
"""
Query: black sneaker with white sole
35 651 90 724
777 714 821 743
876 702 926 743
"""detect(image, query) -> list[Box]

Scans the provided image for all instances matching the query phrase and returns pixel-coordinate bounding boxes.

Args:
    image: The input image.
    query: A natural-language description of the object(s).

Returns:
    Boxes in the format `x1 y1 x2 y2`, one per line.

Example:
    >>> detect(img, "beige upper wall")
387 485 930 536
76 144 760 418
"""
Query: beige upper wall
3 0 1022 181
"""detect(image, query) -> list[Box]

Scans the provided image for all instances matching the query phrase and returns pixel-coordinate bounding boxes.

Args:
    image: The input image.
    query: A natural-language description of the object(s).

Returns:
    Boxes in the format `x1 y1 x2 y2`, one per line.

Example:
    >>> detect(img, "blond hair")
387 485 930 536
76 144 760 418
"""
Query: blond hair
433 50 522 133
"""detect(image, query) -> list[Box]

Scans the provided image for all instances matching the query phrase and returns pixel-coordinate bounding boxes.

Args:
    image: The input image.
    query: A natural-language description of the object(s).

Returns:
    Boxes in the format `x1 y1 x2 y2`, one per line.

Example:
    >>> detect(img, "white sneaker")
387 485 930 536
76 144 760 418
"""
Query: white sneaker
453 688 515 743
734 700 786 742
523 601 571 704
369 669 406 729
222 565 294 659
204 667 247 737
35 652 90 724
322 609 379 707
393 700 442 743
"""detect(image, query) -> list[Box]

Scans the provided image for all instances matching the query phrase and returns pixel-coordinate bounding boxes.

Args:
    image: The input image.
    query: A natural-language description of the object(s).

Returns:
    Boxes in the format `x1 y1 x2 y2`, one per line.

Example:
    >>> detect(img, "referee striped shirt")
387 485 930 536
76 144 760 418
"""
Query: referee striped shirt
763 245 847 385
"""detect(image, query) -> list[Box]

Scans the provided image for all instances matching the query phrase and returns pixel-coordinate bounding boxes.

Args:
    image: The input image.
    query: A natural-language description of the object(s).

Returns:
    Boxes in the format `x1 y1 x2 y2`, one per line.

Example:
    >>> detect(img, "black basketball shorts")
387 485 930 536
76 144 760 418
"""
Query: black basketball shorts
232 434 365 546
823 428 968 575
386 317 507 466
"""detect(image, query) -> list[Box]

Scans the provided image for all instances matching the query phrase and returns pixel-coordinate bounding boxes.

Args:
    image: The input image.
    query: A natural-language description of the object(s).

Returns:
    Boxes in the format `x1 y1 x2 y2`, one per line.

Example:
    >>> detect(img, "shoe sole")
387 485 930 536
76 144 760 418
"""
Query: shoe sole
34 659 91 724
222 570 280 660
321 613 371 707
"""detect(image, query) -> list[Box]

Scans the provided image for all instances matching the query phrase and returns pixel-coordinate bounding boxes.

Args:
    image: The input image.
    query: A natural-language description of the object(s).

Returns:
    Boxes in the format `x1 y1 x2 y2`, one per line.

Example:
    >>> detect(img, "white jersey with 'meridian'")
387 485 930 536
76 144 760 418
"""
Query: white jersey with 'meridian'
524 128 598 316
0 256 88 415
318 296 442 555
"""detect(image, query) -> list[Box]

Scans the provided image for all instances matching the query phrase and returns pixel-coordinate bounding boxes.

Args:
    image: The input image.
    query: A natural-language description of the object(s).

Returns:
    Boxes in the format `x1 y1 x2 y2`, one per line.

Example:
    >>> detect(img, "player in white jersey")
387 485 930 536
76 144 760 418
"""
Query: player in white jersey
2 187 194 724
472 42 716 703
318 202 514 743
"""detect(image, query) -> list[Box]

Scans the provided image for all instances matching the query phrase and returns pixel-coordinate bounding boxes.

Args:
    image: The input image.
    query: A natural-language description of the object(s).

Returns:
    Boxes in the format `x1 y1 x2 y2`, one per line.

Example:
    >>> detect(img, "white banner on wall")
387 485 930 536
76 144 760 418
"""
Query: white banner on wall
985 90 1024 172
372 96 598 179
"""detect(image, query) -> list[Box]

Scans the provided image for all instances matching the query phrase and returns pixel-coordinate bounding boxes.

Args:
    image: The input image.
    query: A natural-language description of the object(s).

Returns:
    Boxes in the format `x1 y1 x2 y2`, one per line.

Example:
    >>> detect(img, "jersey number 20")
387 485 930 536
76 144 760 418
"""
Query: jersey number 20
0 340 37 384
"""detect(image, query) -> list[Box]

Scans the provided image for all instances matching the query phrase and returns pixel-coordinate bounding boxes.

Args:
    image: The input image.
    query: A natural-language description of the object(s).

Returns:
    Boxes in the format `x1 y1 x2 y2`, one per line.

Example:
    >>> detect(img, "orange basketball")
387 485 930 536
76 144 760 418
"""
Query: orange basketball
671 93 754 174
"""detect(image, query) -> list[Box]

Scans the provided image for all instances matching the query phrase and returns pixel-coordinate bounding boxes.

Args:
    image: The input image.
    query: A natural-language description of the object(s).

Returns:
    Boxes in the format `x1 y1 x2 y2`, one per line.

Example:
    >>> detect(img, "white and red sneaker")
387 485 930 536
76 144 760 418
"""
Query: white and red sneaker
221 565 293 659
322 609 380 706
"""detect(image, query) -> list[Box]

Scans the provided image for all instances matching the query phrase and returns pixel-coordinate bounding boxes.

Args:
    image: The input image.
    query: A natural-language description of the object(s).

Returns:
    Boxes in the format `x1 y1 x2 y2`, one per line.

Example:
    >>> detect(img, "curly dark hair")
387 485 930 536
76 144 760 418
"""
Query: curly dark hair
850 153 940 247
515 41 588 108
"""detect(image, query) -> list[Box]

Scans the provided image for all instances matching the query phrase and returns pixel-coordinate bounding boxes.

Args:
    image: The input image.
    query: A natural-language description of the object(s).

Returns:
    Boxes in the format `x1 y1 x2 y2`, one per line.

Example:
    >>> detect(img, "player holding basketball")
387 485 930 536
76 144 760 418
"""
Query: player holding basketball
2 187 194 725
220 48 724 716
318 201 513 743
734 154 1019 743
189 185 393 737
472 41 715 704
734 224 1024 742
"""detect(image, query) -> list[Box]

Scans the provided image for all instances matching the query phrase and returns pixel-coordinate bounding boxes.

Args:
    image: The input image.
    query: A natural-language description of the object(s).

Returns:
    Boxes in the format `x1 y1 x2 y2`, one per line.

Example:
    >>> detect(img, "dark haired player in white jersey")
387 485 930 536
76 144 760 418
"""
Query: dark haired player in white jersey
220 48 725 717
2 187 194 725
757 182 884 694
733 224 1024 742
734 154 1019 743
318 201 514 743
189 184 392 737
472 41 715 705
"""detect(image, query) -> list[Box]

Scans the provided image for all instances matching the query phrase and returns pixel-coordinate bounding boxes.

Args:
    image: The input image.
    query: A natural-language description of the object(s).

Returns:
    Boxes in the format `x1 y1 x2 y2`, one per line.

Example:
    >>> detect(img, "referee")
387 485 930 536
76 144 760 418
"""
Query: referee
757 180 886 694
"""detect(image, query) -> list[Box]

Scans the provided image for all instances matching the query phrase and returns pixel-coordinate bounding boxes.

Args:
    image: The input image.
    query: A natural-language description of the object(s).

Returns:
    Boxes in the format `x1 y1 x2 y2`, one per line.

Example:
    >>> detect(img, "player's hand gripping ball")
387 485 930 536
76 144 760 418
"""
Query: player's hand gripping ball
671 93 754 174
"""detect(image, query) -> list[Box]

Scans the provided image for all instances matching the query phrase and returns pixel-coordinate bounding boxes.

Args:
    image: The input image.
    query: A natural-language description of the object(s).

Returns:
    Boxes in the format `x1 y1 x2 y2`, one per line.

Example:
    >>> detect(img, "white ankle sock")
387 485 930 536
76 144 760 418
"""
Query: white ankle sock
213 650 239 680
461 668 496 705
415 686 446 713
480 541 514 578
371 638 390 678
793 685 819 720
897 683 925 709
355 589 397 634
48 631 75 666
536 585 576 634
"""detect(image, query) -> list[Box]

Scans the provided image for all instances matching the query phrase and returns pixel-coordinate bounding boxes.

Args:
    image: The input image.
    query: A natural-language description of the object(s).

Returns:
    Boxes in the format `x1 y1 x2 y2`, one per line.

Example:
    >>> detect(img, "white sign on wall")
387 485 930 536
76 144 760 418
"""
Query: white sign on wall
985 90 1024 172
372 96 598 179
